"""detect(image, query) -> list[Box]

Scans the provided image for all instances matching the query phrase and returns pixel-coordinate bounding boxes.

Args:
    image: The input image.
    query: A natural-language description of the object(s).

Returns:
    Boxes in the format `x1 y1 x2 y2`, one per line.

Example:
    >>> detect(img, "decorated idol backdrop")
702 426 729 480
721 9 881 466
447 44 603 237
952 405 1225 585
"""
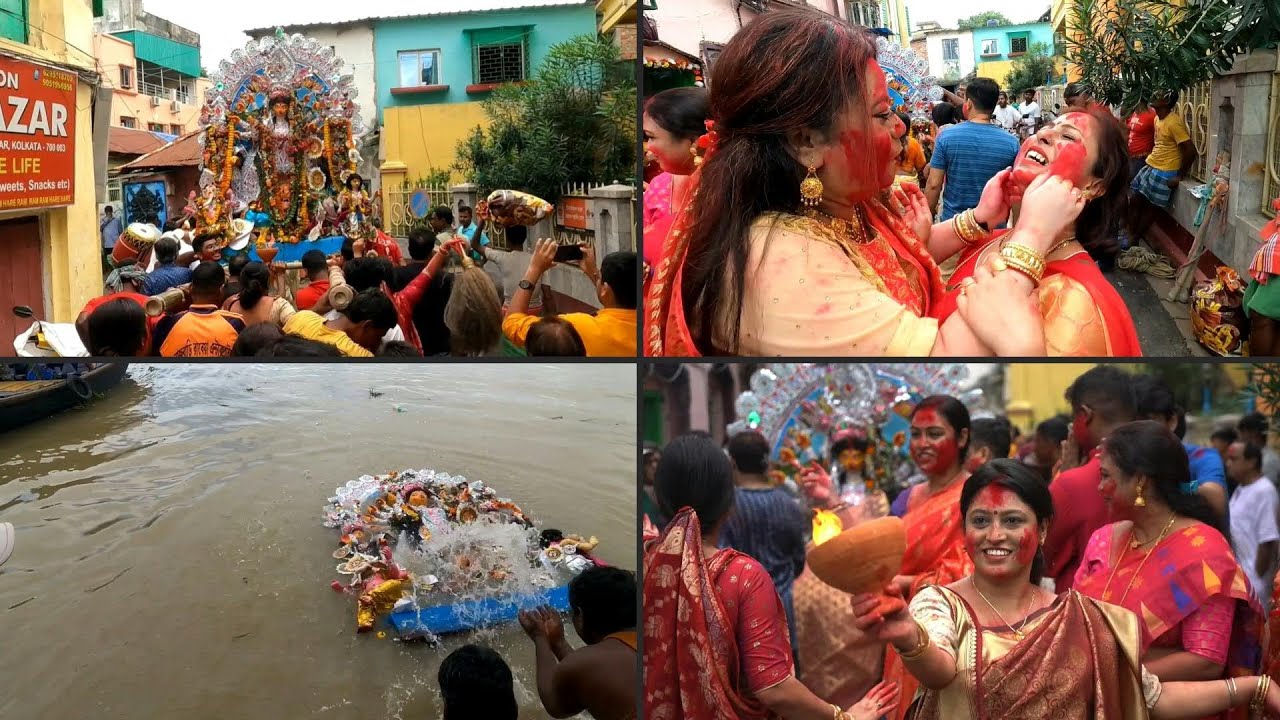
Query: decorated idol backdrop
877 36 942 119
193 28 369 263
729 364 984 497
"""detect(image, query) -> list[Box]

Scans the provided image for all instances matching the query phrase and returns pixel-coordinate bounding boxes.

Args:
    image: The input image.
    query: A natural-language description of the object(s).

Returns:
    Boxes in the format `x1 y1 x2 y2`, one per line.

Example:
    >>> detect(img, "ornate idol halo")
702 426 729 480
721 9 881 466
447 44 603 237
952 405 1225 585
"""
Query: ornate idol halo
876 36 943 119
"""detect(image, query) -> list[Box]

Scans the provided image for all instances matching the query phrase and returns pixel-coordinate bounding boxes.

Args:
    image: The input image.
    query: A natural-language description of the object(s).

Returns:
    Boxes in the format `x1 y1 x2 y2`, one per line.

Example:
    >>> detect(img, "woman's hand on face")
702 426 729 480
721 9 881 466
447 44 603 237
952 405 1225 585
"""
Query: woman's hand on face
892 184 933 243
956 259 1043 356
975 169 1014 228
851 584 915 648
1011 174 1087 253
846 681 900 720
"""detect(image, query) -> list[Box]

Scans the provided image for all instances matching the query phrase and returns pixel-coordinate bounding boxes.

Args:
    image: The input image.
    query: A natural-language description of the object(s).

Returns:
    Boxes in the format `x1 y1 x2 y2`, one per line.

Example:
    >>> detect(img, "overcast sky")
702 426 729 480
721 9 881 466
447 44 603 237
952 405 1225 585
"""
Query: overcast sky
142 0 1053 71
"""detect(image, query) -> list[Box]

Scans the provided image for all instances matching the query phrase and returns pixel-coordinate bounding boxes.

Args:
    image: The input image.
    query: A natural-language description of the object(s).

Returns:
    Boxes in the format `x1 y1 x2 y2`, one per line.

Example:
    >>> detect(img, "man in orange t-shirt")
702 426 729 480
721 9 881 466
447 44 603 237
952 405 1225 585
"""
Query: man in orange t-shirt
151 262 245 357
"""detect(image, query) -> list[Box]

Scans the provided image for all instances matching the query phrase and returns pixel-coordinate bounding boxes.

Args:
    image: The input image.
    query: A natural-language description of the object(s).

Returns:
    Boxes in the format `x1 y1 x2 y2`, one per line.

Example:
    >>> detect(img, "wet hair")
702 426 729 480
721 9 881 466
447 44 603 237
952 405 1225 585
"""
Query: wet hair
911 395 972 458
438 644 518 720
191 261 226 298
1066 366 1137 424
301 249 328 276
961 459 1055 585
526 316 587 356
932 102 960 126
345 287 398 331
568 566 637 641
1067 105 1130 261
154 236 179 264
655 433 736 534
376 340 421 357
343 257 393 292
601 251 637 309
506 225 528 249
87 298 148 356
1103 420 1229 541
445 268 502 356
1211 427 1239 446
237 261 270 311
255 337 344 357
970 417 1011 460
726 431 771 475
231 323 284 356
407 227 434 261
1036 416 1070 444
1239 412 1270 439
966 77 999 114
430 205 454 225
644 87 710 141
679 9 879 353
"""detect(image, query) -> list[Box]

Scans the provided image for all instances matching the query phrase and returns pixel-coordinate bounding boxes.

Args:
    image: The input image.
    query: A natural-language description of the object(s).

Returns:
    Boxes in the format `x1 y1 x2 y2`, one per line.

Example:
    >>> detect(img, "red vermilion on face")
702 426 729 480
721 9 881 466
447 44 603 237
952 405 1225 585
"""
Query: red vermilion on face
833 60 900 201
1072 410 1093 450
965 485 1040 578
910 408 959 475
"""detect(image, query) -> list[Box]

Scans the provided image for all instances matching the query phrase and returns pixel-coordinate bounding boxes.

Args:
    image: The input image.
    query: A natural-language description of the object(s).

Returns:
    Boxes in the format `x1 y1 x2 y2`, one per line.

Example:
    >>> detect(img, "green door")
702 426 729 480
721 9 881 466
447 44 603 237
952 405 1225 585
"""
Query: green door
643 389 664 445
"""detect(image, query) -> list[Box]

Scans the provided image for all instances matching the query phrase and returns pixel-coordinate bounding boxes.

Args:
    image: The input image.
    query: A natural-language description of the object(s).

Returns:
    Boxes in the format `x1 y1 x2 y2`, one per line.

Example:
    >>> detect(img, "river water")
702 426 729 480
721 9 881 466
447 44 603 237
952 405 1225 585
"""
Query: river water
0 363 637 720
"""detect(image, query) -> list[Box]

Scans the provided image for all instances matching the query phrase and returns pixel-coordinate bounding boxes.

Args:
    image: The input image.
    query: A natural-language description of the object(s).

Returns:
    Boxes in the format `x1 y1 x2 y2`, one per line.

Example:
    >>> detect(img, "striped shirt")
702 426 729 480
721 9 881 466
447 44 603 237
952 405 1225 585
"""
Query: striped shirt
930 121 1020 221
719 486 807 602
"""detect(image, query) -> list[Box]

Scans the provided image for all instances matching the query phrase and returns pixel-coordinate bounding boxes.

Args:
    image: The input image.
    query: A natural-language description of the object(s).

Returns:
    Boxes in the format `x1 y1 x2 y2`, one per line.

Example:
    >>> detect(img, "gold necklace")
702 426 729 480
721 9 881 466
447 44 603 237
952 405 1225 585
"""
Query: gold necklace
972 579 1034 640
802 207 875 245
1046 235 1077 258
1099 514 1177 606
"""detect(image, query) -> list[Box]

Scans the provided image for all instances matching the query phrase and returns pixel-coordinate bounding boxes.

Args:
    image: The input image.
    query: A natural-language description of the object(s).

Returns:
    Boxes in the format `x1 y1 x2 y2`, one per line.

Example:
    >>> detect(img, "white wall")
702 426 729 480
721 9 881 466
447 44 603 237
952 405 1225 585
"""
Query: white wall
648 0 761 59
925 30 974 81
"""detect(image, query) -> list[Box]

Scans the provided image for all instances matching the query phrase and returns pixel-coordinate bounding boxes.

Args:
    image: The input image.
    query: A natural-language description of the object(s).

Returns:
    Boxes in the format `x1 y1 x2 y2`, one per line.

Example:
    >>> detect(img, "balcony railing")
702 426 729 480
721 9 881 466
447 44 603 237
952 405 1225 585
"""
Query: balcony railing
139 81 191 105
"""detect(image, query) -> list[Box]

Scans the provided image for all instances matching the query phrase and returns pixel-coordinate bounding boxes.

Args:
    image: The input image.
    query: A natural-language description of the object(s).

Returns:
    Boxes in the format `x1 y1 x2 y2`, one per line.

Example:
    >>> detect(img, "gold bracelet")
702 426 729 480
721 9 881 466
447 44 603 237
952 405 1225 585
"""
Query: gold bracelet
899 620 931 660
954 210 977 245
999 244 1047 276
1226 677 1237 706
958 209 992 245
1252 675 1269 712
999 255 1045 286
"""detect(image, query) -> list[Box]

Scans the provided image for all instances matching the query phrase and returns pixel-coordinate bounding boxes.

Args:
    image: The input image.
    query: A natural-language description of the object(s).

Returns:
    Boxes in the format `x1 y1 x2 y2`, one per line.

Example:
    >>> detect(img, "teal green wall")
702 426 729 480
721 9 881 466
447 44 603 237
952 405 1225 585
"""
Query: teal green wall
971 21 1055 64
373 3 596 116
0 0 27 44
111 30 201 77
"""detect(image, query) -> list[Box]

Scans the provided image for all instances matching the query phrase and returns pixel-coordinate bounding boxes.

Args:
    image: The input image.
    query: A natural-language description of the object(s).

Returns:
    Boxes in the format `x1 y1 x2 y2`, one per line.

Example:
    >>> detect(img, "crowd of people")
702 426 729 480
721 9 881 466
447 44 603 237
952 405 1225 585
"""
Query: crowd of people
641 7 1208 357
642 366 1280 719
436 565 638 720
89 202 638 358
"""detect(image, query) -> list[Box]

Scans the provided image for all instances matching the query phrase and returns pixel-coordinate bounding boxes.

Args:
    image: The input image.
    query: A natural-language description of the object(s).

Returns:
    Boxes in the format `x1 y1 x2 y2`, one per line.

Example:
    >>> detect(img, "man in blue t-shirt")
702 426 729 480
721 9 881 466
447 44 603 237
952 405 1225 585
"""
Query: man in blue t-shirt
1134 374 1228 525
924 77 1020 221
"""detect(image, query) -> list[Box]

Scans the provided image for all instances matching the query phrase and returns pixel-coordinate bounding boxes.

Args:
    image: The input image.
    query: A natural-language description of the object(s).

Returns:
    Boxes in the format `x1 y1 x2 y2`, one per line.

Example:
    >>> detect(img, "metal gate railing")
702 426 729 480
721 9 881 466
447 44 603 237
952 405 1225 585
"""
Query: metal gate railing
385 181 451 237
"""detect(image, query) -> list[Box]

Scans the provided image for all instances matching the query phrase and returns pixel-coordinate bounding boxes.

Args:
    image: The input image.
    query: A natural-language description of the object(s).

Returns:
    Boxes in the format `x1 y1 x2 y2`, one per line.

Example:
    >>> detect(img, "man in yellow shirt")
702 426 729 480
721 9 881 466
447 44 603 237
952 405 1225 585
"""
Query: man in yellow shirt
503 239 637 357
282 288 398 357
1128 89 1195 242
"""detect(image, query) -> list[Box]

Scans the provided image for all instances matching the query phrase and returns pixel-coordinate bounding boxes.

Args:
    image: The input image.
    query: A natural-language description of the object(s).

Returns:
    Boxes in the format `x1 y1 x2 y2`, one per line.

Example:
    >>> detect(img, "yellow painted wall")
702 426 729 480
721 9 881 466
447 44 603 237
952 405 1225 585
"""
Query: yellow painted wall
382 102 490 181
1005 363 1099 431
0 0 100 321
978 58 1067 87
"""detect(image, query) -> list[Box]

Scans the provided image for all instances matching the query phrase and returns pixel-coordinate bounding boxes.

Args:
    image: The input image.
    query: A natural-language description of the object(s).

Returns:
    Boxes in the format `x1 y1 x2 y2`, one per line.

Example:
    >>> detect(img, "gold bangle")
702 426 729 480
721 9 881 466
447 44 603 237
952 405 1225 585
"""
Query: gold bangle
899 620 931 660
999 244 1047 276
1252 675 1269 712
1225 677 1237 706
831 704 841 720
1000 255 1045 286
958 209 991 245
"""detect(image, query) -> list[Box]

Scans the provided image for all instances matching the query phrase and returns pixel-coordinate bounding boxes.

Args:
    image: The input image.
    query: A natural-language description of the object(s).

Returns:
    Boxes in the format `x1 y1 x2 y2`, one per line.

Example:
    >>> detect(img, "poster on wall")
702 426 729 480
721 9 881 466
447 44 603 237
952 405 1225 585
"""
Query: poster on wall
122 181 168 228
0 53 77 212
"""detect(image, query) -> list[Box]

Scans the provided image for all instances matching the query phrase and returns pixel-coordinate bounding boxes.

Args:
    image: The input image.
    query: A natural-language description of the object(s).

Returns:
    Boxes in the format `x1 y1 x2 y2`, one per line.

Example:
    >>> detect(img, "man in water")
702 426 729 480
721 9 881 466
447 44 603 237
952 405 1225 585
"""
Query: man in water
437 644 518 720
518 566 636 720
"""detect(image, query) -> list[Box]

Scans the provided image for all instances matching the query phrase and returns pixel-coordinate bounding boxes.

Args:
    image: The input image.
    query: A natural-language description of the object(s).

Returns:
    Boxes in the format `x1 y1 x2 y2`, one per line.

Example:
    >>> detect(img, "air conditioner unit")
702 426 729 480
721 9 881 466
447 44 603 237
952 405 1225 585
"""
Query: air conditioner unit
150 95 161 106
170 100 181 112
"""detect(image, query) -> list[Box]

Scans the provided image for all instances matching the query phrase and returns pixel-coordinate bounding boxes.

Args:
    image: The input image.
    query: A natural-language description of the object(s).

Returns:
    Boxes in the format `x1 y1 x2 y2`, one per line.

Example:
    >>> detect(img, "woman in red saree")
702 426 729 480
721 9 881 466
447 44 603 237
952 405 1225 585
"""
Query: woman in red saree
1075 421 1265 720
879 395 976 719
852 459 1280 720
643 434 900 720
642 88 707 269
930 106 1141 356
643 9 1086 358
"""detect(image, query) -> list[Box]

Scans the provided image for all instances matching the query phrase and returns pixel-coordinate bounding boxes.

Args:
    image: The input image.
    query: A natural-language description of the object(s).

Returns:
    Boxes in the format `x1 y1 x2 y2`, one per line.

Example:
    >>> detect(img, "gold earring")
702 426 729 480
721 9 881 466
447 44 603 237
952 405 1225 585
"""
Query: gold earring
800 166 823 207
690 145 702 168
1134 480 1146 508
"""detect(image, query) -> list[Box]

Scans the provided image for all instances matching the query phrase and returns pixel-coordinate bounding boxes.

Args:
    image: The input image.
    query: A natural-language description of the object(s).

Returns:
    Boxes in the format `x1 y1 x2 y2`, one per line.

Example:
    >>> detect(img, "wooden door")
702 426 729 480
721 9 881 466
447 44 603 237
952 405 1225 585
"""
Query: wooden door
0 216 44 346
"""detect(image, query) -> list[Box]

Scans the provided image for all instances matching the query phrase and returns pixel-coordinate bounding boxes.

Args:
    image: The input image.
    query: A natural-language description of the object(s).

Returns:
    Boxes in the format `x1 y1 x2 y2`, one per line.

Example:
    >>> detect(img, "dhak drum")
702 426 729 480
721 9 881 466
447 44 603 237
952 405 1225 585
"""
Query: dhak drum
111 223 161 267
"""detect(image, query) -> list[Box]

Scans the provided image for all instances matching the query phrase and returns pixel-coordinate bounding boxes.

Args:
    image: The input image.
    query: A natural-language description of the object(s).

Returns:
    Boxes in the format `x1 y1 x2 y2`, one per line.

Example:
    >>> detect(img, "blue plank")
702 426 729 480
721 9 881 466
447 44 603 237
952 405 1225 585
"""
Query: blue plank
388 585 571 636
221 235 348 264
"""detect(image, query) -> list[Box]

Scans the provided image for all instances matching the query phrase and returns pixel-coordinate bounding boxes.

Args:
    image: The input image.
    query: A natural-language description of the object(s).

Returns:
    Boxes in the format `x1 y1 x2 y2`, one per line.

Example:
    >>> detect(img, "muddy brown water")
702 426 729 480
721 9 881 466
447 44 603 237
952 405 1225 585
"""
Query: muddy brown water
0 363 637 719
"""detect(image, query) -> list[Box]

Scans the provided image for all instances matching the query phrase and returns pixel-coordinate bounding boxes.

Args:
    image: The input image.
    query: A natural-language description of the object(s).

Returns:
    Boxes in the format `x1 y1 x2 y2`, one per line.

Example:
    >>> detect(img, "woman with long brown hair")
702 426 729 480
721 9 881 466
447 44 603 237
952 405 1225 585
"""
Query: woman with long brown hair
928 106 1141 355
644 8 1085 357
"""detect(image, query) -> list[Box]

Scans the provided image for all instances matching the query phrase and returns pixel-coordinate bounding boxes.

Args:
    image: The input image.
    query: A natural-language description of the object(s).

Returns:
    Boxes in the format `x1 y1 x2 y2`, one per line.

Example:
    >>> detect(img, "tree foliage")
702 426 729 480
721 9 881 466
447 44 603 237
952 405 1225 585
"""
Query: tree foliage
1068 0 1280 113
958 11 1012 30
453 35 636 205
1005 42 1059 95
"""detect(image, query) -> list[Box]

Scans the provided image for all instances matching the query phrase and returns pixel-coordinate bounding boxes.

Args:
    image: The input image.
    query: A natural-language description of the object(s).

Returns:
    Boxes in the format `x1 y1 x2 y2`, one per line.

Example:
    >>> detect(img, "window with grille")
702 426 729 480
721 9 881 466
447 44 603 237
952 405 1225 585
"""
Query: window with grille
847 1 883 28
148 122 164 132
473 42 526 85
942 38 959 62
171 124 183 135
1010 36 1028 54
108 181 122 205
120 116 136 129
397 50 441 88
120 66 134 89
